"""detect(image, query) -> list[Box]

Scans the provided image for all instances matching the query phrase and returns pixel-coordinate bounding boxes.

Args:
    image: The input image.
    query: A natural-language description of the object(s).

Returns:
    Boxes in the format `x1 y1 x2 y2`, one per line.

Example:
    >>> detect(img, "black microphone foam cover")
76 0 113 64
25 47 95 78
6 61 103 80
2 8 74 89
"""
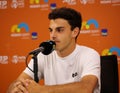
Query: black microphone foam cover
39 40 56 55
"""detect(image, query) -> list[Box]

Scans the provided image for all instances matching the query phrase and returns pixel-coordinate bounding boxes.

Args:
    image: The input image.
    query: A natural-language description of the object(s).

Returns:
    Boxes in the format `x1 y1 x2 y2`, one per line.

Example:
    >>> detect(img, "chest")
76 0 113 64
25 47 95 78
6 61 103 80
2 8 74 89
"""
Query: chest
44 58 83 85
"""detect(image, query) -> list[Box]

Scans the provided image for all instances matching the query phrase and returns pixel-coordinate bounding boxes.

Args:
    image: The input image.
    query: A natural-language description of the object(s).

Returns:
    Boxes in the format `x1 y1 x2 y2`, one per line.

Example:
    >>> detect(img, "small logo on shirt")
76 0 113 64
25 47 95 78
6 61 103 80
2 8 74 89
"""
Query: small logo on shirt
72 72 78 78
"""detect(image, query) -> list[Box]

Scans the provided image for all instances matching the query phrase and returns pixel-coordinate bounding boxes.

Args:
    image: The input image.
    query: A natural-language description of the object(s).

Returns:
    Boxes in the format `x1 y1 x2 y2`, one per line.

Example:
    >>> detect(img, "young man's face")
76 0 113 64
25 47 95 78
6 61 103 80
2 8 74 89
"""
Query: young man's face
48 18 78 52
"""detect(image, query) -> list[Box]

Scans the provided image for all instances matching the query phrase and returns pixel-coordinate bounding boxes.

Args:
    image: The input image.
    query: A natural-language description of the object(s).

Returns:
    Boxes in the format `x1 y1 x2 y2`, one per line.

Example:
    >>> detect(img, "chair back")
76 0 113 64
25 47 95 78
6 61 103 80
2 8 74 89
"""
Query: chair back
100 55 119 93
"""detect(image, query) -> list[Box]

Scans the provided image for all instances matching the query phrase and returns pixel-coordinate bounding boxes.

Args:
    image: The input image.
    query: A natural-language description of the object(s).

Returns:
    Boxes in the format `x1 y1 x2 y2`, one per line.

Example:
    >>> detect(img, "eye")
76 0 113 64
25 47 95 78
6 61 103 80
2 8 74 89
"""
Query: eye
48 28 52 32
56 27 64 32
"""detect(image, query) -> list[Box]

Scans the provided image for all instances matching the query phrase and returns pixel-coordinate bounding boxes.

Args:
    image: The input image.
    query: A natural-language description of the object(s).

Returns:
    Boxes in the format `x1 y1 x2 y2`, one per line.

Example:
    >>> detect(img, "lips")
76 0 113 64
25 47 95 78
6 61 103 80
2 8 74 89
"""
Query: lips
55 41 60 44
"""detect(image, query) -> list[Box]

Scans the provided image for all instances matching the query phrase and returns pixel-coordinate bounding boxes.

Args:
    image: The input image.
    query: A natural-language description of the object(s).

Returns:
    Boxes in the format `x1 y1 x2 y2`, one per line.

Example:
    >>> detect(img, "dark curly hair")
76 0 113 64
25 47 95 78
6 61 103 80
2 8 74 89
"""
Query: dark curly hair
48 7 82 40
48 7 82 30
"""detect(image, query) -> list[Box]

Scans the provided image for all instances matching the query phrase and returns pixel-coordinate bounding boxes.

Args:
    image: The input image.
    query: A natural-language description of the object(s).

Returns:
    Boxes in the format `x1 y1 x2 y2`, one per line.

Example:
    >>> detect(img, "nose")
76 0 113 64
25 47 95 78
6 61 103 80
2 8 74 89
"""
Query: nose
50 31 57 39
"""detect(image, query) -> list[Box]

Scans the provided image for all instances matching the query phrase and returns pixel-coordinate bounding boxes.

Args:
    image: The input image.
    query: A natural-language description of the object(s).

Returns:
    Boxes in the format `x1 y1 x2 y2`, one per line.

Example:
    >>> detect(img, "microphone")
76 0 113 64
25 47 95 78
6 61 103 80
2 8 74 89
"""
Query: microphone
29 40 56 55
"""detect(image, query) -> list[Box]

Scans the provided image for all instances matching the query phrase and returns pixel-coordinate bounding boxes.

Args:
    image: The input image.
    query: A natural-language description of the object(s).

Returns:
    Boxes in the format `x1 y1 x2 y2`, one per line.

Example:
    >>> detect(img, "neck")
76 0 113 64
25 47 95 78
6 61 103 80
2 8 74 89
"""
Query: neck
56 42 76 57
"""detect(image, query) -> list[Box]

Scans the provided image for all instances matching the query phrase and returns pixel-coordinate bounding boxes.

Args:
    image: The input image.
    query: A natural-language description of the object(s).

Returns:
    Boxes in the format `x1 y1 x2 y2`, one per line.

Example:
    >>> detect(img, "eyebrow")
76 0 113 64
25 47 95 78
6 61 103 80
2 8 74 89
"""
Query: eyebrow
57 26 64 29
48 26 65 30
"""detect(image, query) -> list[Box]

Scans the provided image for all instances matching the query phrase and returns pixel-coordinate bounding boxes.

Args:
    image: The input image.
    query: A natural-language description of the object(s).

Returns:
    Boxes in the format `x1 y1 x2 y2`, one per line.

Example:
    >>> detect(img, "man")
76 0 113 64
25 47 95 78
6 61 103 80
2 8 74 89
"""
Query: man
7 7 100 93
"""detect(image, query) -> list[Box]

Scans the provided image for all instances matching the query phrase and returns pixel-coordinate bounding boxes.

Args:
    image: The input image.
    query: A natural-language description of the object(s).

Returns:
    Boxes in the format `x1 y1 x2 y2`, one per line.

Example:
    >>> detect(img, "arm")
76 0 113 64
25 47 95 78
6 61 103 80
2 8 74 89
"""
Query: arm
7 72 33 93
25 75 98 93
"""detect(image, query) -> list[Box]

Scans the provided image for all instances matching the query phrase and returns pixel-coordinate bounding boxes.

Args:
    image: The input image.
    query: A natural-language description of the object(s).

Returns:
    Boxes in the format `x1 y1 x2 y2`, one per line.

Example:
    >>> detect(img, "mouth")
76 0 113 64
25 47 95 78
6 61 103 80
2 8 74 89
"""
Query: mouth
54 41 60 44
51 39 60 45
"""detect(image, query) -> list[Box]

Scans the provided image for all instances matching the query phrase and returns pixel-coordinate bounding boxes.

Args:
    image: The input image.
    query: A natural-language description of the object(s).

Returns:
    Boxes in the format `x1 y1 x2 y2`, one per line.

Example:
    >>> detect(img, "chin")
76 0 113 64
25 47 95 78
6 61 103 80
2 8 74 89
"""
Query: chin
54 47 60 51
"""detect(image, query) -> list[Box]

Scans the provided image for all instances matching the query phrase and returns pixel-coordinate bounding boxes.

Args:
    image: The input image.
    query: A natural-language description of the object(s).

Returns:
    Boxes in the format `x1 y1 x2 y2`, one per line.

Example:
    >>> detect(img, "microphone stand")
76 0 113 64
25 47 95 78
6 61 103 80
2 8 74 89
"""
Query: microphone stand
31 53 39 83
28 40 55 83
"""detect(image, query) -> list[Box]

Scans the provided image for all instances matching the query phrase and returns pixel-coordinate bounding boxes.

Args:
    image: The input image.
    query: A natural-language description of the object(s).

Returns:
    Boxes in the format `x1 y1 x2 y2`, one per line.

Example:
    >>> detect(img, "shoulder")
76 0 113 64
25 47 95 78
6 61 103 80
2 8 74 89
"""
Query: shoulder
75 45 100 61
76 44 99 56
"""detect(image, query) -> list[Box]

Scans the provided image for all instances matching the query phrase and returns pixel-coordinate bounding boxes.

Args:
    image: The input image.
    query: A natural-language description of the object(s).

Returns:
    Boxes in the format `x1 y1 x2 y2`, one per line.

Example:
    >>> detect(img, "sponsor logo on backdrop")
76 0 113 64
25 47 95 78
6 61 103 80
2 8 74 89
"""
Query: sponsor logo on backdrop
0 56 8 64
11 0 24 9
80 19 100 36
101 29 108 36
102 46 120 56
100 0 120 6
29 0 49 9
50 3 57 10
80 0 87 4
12 55 26 64
10 22 38 39
31 32 38 39
62 0 77 5
101 46 120 62
0 0 7 9
11 22 29 38
80 0 95 4
11 22 29 33
100 0 111 4
11 22 30 39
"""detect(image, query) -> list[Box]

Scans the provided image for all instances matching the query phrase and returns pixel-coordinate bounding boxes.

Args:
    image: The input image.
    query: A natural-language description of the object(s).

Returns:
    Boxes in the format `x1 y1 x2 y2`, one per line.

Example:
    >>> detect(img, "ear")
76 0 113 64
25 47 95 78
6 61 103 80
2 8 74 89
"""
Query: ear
72 27 80 38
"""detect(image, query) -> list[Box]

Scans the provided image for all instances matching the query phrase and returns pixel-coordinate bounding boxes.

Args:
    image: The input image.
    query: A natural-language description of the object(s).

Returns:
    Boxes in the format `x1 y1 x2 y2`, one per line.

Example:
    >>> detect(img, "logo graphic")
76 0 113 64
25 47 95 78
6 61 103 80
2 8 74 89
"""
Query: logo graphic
50 3 56 10
81 19 99 30
12 55 26 64
30 0 40 4
80 0 95 4
11 0 18 8
30 0 48 4
62 0 76 5
72 72 78 78
11 0 24 9
100 0 111 4
101 47 120 56
101 29 108 36
10 22 37 40
100 0 120 6
32 32 38 39
0 56 8 64
80 19 100 36
10 22 31 38
11 22 29 33
29 0 49 9
80 0 88 4
44 0 49 3
0 0 7 9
